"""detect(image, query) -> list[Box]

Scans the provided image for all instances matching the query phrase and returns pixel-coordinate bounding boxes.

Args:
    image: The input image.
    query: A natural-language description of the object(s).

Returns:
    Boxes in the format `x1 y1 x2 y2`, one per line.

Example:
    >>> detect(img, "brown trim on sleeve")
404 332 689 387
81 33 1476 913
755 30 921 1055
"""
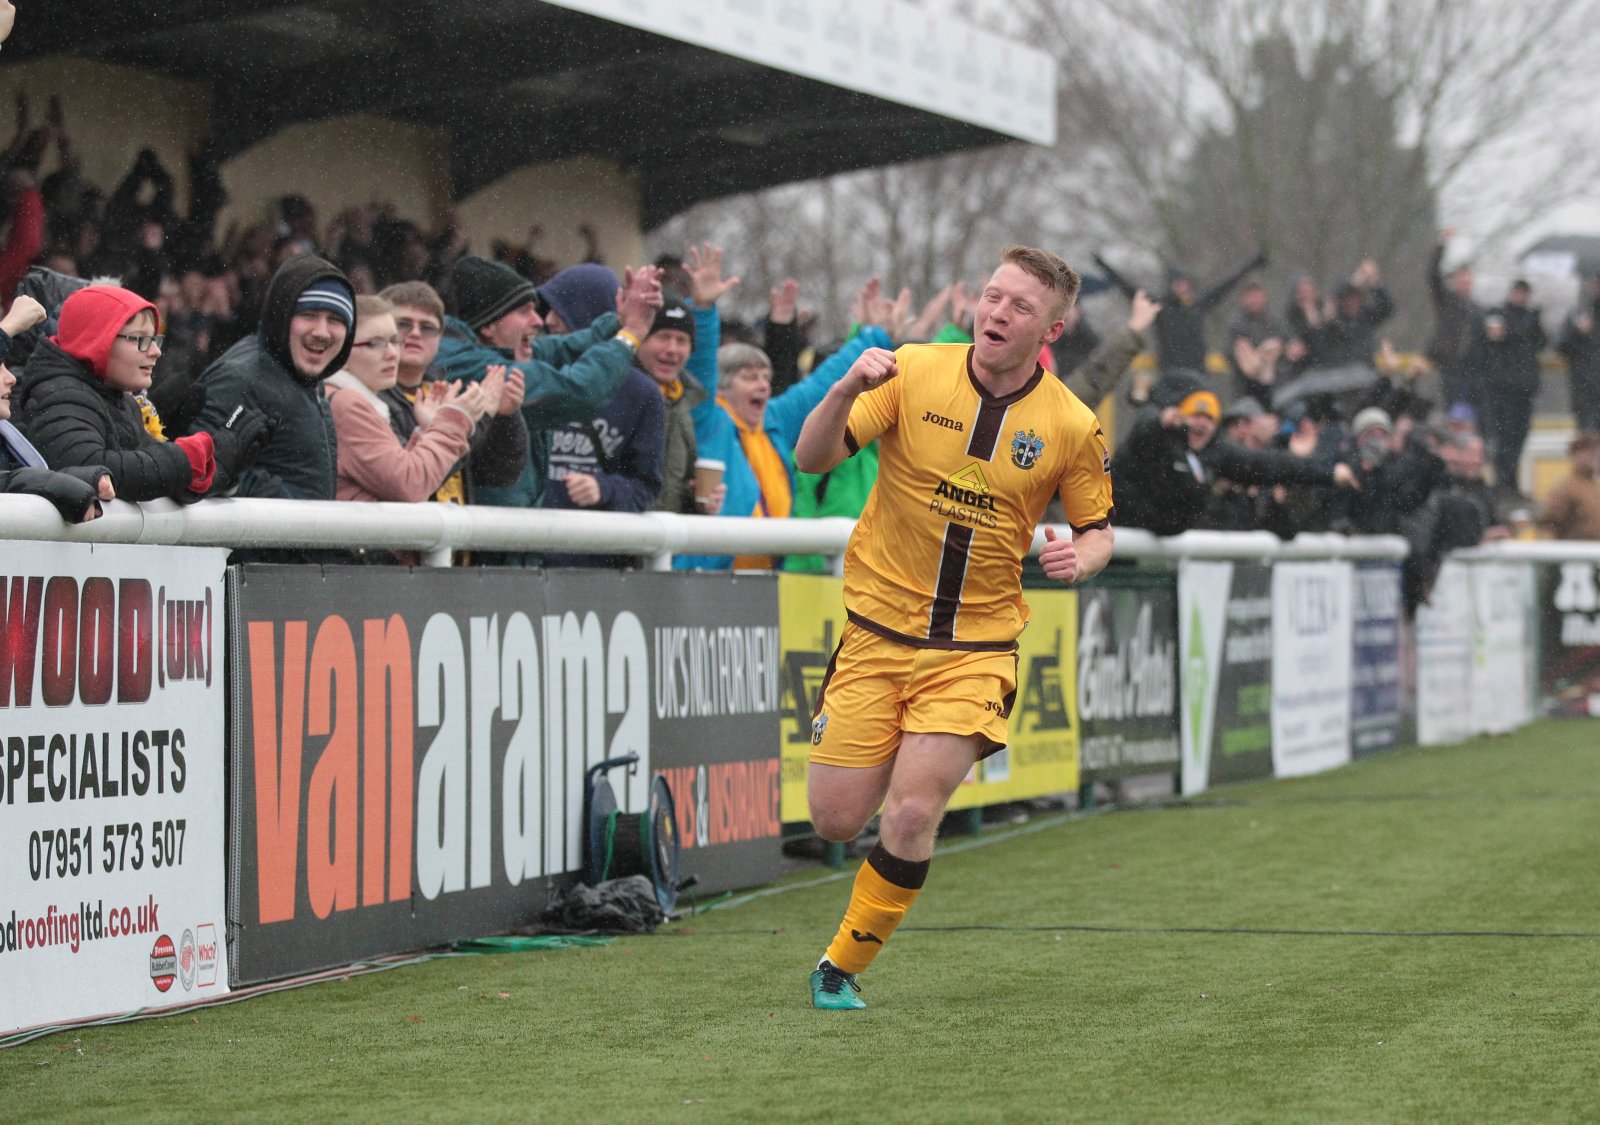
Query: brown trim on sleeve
844 427 860 456
1070 517 1112 535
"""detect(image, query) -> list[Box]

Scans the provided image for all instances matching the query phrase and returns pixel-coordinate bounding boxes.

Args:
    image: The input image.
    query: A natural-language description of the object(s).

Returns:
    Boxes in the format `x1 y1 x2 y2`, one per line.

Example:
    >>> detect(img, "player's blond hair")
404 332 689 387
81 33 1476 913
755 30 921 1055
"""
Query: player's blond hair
1000 245 1081 318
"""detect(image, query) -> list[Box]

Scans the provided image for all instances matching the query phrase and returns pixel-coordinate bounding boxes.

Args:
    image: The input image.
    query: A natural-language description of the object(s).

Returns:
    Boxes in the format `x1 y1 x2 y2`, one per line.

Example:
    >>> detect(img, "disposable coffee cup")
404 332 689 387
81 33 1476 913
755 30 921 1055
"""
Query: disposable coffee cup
694 458 725 504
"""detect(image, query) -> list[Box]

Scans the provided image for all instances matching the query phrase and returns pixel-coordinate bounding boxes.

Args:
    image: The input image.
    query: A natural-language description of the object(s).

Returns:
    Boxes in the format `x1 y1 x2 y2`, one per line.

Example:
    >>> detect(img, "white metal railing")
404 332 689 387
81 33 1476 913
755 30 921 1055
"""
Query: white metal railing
0 495 1410 566
1455 539 1600 564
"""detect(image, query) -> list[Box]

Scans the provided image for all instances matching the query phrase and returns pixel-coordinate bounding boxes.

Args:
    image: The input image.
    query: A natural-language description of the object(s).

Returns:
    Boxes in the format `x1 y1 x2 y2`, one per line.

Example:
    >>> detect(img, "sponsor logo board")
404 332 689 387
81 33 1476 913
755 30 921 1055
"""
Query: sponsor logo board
0 543 229 1035
230 567 783 985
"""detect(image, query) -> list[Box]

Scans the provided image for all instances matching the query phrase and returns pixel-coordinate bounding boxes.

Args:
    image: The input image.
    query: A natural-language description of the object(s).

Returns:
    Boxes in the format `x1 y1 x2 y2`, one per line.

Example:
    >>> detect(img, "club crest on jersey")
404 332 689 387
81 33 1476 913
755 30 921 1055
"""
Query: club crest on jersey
811 713 829 745
1011 428 1045 470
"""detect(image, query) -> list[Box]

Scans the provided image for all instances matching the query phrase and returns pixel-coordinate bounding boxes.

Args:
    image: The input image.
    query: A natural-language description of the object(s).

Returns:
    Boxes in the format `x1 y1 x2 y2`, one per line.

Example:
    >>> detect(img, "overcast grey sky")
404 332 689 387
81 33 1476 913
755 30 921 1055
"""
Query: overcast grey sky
923 0 1600 298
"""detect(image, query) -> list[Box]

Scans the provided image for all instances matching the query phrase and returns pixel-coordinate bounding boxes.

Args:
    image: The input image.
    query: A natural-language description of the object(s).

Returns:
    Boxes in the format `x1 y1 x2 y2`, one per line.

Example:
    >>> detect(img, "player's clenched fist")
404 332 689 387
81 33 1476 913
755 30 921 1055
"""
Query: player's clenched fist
842 348 898 395
1040 526 1081 583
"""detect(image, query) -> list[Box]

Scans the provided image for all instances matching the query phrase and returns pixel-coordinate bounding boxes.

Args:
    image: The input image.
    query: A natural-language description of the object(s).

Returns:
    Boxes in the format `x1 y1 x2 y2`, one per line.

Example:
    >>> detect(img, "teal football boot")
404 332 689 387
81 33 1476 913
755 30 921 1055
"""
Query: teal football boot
810 960 867 1011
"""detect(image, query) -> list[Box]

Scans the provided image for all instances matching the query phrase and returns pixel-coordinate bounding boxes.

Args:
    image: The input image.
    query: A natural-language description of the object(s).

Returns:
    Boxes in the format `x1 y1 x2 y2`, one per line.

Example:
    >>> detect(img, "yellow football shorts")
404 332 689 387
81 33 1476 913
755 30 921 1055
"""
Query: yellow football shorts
808 623 1017 768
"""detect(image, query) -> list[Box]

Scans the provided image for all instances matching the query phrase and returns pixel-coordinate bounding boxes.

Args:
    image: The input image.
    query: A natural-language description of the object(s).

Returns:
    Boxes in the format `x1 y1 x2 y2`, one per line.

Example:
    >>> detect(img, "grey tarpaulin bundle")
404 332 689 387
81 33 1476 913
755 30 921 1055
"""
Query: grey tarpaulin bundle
535 753 685 934
543 876 665 934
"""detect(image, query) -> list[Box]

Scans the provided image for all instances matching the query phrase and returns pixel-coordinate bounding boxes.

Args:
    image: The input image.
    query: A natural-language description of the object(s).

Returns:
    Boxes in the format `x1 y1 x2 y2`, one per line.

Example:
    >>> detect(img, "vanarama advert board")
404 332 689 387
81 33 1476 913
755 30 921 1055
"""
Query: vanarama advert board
230 566 782 985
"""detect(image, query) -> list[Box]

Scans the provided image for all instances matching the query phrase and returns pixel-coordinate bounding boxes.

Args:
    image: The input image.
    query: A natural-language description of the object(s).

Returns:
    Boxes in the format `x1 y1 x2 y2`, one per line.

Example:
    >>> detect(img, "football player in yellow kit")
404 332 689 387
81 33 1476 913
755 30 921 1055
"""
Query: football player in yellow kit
792 246 1114 1009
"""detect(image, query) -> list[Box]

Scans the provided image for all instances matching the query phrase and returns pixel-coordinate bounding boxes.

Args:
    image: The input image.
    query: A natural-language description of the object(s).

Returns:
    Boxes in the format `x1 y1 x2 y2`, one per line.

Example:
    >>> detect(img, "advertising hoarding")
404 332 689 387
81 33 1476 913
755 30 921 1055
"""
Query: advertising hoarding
1076 578 1179 785
1350 563 1402 757
230 567 782 985
1539 561 1600 718
1271 561 1354 779
1 543 229 1034
1179 562 1275 796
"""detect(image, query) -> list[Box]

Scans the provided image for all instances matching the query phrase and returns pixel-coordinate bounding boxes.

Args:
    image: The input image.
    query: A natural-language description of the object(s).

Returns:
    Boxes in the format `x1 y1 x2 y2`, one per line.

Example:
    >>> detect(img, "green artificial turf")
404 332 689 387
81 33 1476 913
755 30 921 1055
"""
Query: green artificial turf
5 722 1599 1123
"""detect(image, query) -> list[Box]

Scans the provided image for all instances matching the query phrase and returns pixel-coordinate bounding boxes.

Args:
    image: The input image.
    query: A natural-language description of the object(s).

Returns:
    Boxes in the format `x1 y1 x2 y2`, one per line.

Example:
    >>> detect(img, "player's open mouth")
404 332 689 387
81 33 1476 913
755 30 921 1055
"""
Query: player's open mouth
983 329 1006 344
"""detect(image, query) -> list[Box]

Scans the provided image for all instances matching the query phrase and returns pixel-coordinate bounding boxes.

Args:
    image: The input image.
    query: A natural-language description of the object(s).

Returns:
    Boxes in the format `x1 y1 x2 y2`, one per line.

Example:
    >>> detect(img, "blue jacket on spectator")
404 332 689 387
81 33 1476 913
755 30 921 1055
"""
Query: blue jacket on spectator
542 367 667 568
676 324 893 570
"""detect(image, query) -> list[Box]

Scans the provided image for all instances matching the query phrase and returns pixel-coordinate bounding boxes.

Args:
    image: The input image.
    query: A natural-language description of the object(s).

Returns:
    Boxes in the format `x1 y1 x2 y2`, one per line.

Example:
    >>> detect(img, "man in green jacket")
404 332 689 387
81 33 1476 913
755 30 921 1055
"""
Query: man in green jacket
433 255 662 508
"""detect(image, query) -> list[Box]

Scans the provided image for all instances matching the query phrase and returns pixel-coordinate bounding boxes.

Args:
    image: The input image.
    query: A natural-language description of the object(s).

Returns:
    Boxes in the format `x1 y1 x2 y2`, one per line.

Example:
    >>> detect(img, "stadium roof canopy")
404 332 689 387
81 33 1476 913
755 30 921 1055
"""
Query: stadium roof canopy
11 0 1058 227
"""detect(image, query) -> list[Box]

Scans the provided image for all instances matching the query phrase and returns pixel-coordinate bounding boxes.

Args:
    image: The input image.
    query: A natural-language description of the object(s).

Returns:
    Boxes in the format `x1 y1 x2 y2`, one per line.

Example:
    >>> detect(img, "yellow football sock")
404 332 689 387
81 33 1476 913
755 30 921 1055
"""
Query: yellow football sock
824 844 929 975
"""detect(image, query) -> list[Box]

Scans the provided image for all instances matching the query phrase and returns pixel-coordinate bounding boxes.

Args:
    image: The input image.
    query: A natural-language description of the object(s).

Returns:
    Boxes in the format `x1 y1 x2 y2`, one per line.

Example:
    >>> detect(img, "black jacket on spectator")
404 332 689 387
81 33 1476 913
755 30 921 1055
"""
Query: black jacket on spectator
1557 309 1600 432
13 338 193 501
1305 288 1394 368
1225 307 1289 405
1051 319 1101 377
1424 244 1481 374
0 420 106 522
1111 410 1337 536
540 367 666 568
1097 253 1262 373
1477 303 1547 398
763 317 803 395
1402 474 1494 615
193 256 353 500
1341 442 1446 536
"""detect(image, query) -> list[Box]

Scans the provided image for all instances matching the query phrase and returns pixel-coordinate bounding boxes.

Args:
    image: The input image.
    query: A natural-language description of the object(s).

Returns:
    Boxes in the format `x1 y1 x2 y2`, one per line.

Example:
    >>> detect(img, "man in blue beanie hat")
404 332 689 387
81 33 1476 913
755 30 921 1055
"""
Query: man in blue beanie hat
193 253 354 500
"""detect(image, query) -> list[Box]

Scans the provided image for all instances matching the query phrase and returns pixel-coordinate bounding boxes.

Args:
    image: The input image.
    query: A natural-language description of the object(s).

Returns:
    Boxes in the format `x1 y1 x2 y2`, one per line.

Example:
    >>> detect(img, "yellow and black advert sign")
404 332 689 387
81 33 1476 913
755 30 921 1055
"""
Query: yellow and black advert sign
777 575 1078 822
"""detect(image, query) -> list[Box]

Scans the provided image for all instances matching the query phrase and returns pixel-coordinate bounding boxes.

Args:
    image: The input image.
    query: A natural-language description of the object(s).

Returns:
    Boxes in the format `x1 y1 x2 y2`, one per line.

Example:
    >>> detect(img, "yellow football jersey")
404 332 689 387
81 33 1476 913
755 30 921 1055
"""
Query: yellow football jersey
842 343 1112 650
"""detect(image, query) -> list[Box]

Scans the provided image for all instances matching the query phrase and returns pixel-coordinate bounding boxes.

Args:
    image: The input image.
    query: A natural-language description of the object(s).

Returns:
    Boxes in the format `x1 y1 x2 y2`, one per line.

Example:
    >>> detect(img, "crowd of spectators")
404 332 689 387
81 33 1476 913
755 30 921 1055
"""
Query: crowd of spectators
0 4 1594 616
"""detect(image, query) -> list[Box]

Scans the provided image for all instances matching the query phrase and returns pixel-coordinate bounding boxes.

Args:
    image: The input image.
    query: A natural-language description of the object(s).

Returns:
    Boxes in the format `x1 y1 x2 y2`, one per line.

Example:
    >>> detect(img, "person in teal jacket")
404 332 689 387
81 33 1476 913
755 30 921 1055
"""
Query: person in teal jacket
432 256 663 510
676 326 893 570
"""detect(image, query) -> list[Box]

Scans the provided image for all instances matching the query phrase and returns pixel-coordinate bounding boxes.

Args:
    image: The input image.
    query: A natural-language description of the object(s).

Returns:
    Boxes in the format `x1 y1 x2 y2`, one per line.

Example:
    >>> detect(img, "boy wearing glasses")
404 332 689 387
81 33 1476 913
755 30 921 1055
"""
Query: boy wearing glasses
378 281 530 508
13 285 270 501
323 294 493 517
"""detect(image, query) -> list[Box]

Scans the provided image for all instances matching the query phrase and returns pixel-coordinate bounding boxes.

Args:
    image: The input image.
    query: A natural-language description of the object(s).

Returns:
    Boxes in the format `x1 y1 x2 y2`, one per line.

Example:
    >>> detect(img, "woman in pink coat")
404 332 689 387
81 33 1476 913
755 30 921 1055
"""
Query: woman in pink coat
325 294 493 504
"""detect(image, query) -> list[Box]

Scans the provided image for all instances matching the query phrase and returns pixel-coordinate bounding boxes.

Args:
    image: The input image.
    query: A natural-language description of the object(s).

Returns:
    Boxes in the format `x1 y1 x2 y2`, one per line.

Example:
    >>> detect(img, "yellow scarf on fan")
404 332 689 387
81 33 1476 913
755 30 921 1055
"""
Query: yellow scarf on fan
659 378 684 403
719 395 791 569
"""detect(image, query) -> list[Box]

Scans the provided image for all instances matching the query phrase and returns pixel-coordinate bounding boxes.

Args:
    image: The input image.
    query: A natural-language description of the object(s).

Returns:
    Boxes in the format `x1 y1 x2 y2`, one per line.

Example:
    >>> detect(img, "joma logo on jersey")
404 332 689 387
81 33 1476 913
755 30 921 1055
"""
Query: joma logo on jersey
921 410 965 432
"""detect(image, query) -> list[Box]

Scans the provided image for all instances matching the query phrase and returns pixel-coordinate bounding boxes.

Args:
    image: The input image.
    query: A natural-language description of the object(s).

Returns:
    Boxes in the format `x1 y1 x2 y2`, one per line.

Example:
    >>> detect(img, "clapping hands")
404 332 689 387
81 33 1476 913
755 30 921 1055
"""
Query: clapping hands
481 364 524 416
413 378 492 428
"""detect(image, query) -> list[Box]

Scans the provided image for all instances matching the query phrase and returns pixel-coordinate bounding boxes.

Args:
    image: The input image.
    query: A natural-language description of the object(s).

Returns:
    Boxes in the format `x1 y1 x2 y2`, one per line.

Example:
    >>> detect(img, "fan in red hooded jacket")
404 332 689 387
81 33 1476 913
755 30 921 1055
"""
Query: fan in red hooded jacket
13 286 272 501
